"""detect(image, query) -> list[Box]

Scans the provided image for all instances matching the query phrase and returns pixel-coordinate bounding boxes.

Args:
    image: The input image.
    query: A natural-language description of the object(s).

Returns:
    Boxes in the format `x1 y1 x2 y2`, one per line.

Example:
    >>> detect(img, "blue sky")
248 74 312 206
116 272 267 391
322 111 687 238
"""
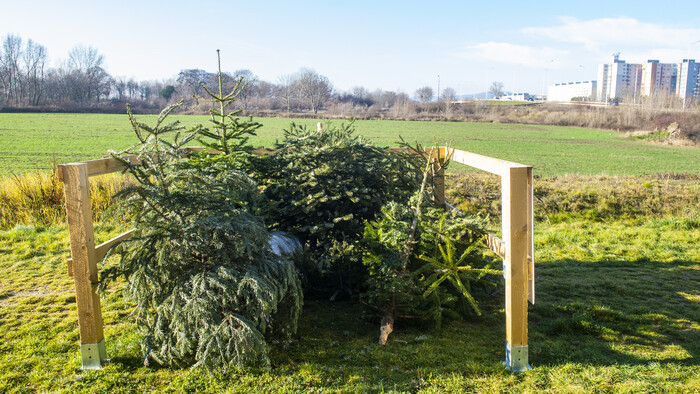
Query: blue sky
2 0 700 96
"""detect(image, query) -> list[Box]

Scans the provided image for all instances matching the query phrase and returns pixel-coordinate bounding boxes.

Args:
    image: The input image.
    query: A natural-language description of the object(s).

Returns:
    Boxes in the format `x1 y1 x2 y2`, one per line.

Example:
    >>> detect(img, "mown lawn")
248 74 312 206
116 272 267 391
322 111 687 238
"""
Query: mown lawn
0 182 698 392
1 113 699 176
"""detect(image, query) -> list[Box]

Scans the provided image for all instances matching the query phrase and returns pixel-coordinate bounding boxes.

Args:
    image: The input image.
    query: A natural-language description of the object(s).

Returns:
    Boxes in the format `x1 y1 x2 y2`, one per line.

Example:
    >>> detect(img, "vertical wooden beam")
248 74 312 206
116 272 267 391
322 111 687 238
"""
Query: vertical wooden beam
430 147 446 209
60 163 107 369
432 163 446 209
502 166 530 372
527 167 535 305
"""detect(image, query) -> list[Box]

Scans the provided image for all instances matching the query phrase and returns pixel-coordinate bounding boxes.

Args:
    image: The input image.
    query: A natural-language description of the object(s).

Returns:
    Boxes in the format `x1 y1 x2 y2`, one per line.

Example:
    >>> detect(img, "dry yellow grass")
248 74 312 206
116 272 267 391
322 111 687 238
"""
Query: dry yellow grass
0 169 132 229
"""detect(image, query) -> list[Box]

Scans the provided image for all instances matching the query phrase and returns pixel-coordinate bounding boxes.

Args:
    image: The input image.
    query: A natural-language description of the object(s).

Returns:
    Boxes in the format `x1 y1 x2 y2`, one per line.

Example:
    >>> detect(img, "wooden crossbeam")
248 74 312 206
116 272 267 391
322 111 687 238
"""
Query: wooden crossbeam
57 154 139 182
67 229 135 277
486 234 506 259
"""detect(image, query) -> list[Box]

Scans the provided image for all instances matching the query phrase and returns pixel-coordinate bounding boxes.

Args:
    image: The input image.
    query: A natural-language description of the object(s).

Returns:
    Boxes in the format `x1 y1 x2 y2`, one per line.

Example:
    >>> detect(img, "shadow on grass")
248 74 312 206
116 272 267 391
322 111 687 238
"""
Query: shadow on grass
530 258 699 368
98 257 698 391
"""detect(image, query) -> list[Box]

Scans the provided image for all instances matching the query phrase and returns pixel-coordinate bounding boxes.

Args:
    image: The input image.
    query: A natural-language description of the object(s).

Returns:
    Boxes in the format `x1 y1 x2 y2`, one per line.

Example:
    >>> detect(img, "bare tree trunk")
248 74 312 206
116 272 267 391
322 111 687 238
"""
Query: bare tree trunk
378 310 394 345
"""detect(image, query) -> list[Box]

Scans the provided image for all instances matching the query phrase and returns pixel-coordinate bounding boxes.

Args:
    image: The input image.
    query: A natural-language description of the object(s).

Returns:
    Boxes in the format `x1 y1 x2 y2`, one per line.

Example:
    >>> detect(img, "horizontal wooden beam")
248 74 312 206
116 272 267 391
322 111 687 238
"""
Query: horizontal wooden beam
57 155 139 182
451 149 529 177
67 229 135 277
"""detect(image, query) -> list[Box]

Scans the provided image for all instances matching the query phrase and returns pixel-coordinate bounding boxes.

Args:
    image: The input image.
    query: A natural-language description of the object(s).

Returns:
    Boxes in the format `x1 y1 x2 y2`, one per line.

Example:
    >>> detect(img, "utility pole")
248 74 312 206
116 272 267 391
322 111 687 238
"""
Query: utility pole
437 75 440 102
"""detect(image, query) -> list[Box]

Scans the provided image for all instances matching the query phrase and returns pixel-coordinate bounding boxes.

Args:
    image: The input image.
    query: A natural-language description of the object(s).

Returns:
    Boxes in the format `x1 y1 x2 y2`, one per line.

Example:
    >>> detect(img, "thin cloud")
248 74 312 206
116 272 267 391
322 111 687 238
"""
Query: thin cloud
524 17 700 52
461 42 568 68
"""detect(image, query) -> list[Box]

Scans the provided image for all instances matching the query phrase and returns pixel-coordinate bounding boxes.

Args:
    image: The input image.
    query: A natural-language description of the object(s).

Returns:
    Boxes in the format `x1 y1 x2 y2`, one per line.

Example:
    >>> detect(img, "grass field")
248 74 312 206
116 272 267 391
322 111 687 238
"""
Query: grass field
0 112 698 391
1 113 699 176
0 186 698 392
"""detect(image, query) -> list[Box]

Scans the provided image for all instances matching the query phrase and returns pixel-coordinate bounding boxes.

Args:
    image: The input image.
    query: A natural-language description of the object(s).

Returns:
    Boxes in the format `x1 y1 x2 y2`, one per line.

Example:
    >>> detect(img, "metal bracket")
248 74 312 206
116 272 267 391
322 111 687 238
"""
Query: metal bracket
505 341 531 373
80 339 108 370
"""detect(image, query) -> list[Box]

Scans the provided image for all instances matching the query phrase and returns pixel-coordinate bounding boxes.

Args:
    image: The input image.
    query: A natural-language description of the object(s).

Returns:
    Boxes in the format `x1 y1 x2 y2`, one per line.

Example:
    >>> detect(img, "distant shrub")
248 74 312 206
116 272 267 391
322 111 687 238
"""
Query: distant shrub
446 173 700 223
651 114 677 131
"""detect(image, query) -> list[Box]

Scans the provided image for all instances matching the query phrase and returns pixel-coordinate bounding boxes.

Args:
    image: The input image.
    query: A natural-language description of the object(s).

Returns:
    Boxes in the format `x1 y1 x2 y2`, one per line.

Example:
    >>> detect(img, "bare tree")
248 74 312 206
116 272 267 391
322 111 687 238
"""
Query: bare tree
176 68 210 106
252 80 275 109
67 45 104 72
441 87 456 102
489 81 504 99
231 69 258 109
113 76 127 100
126 78 139 99
370 89 401 108
66 45 110 104
277 73 298 113
415 86 434 103
23 39 47 105
351 86 369 100
0 35 23 105
296 68 332 113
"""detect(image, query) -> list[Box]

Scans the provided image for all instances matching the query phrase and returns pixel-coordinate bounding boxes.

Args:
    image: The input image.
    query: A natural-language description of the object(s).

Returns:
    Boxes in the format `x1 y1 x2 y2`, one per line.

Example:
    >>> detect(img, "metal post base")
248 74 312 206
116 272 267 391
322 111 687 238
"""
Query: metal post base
80 339 108 370
504 341 531 372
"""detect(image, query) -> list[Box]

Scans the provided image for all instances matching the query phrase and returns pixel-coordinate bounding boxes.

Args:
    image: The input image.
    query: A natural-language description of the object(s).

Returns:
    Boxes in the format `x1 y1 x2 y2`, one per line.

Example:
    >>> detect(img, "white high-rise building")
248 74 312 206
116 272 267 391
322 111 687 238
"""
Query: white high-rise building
640 60 677 97
676 59 700 100
597 54 642 101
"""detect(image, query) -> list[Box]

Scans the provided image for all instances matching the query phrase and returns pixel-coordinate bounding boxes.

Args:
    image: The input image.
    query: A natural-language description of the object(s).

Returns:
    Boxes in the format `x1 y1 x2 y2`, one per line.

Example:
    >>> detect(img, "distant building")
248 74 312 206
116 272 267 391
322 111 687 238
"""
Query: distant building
595 55 700 103
499 93 534 101
676 59 700 100
547 81 597 102
597 54 642 101
640 60 677 97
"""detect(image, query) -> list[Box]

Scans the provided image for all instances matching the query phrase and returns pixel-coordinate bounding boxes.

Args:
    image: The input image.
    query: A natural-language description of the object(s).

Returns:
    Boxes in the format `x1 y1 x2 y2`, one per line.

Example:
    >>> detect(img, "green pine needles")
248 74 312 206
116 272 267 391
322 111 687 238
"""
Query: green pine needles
253 121 423 296
100 59 302 369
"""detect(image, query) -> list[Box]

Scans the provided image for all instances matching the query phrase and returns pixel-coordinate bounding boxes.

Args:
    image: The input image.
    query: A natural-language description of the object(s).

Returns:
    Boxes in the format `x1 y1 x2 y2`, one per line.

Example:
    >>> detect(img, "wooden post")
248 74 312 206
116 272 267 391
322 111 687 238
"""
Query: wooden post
430 147 446 209
527 167 535 304
502 166 530 372
60 163 107 369
432 162 446 209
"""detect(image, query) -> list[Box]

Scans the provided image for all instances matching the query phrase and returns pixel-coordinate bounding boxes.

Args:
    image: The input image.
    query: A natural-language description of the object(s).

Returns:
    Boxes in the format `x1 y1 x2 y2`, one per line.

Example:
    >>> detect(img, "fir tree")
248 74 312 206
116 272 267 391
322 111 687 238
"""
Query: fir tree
361 149 501 344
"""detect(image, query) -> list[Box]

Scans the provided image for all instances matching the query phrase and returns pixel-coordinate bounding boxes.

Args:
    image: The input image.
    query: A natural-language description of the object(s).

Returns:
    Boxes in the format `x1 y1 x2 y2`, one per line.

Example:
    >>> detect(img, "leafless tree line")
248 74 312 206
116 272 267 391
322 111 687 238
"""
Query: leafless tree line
1 34 466 115
0 35 170 111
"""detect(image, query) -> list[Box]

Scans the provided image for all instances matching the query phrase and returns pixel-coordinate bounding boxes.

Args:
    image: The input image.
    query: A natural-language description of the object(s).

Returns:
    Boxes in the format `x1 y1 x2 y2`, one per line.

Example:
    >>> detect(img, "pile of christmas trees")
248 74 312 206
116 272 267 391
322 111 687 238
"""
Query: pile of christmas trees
101 52 500 370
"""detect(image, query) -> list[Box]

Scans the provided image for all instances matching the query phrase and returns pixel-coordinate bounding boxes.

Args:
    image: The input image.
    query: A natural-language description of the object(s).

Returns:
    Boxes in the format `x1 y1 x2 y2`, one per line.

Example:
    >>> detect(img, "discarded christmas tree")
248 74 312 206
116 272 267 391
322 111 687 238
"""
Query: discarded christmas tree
361 147 502 344
100 52 302 369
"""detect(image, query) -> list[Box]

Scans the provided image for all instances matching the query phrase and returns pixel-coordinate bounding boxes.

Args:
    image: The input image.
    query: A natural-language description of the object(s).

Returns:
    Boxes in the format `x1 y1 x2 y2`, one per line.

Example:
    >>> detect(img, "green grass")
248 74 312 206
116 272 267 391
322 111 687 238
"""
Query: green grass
1 211 698 392
1 113 699 391
1 113 699 176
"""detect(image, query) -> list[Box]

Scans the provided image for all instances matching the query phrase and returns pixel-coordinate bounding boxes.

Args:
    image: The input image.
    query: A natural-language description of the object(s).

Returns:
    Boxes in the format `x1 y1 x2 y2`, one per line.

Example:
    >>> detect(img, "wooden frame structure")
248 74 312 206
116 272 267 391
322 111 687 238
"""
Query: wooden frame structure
430 147 534 372
59 147 534 372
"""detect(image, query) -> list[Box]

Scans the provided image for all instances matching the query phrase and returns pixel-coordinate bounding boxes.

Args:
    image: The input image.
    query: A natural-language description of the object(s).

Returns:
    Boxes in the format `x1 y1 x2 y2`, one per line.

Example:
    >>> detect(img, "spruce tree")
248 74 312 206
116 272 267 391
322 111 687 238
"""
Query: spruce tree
100 53 302 369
